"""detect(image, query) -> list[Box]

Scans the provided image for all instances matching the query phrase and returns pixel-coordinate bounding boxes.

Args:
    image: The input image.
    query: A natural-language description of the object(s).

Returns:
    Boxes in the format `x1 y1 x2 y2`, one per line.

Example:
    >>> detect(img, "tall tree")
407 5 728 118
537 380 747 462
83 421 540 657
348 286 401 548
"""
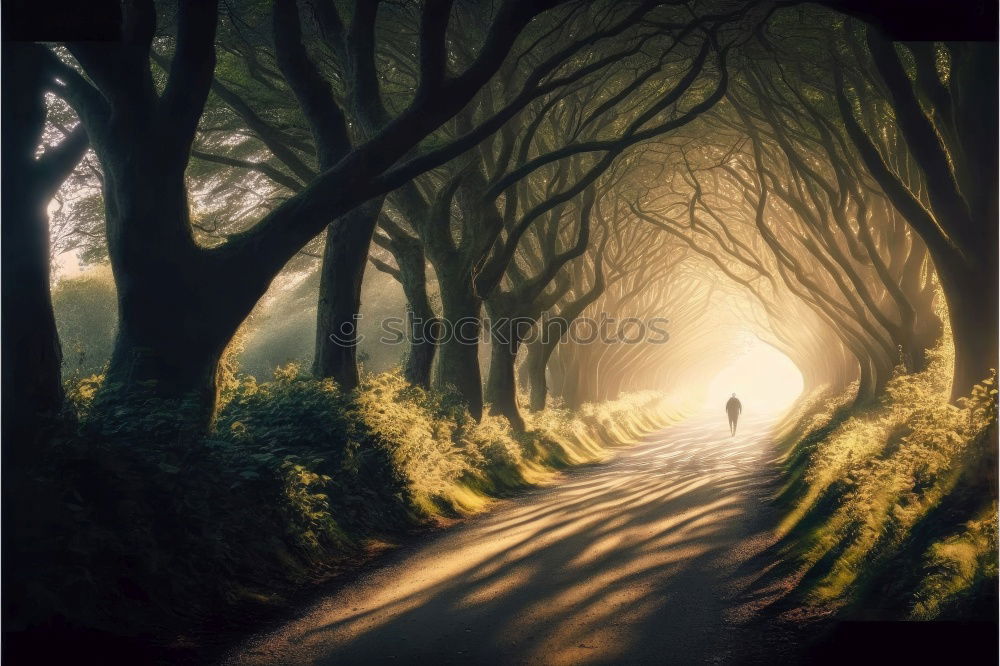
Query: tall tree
2 43 88 455
833 30 997 399
50 0 582 430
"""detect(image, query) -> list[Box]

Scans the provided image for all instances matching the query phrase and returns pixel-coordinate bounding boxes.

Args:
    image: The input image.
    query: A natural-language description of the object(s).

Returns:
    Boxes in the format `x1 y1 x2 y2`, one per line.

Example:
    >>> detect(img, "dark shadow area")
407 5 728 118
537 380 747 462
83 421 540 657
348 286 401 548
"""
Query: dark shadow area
803 621 998 665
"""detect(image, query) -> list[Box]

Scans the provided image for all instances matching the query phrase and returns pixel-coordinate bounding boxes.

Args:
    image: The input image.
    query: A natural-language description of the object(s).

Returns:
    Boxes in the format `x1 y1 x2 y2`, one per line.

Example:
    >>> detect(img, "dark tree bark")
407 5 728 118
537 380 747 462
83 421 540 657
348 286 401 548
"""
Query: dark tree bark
51 0 573 432
934 257 998 401
482 213 586 430
524 252 606 411
2 43 89 454
370 225 438 388
483 270 572 430
835 37 998 400
97 158 241 428
898 235 942 370
394 240 438 388
483 309 526 431
435 272 484 419
273 0 373 389
312 200 382 389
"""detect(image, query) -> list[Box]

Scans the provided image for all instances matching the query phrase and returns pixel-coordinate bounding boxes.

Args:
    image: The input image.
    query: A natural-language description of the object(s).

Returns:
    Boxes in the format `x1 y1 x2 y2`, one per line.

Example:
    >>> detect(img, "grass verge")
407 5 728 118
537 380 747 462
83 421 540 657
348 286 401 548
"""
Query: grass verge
767 342 998 622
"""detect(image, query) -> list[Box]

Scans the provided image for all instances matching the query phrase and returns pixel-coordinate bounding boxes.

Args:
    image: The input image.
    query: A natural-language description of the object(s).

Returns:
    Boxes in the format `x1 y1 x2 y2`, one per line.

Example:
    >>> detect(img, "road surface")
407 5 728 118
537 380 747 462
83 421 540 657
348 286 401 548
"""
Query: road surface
225 411 789 665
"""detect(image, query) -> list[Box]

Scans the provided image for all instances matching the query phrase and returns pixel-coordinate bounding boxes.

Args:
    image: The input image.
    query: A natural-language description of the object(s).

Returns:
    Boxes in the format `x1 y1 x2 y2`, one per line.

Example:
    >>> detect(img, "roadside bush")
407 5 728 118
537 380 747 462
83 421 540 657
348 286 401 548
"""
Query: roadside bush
777 337 998 619
7 367 676 653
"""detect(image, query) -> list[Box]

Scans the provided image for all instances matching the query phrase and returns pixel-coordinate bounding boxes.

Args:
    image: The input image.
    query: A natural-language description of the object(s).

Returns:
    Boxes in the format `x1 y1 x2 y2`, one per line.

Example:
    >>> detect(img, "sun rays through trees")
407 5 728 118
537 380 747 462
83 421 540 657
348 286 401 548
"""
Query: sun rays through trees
3 0 997 661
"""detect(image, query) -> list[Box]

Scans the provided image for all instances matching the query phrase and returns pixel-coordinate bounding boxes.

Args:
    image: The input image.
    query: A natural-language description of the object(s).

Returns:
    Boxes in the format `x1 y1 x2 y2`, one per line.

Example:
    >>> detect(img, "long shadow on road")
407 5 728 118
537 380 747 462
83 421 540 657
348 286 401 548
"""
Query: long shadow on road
226 411 792 665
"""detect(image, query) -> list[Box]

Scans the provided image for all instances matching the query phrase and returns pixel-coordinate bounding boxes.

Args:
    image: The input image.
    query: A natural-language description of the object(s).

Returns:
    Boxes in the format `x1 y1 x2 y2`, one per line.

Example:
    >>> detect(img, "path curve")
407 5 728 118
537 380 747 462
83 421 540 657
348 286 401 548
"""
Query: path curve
226 411 786 665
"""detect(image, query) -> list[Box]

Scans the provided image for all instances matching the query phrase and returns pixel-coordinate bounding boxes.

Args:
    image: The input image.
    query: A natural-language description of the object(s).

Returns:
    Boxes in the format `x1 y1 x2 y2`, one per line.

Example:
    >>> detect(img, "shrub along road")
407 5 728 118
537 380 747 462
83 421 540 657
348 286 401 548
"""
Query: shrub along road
224 411 802 665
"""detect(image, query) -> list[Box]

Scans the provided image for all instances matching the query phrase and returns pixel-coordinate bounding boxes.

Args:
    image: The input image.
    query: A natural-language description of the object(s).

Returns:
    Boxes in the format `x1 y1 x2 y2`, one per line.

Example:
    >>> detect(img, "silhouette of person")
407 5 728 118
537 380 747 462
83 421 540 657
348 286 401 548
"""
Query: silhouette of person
726 393 742 436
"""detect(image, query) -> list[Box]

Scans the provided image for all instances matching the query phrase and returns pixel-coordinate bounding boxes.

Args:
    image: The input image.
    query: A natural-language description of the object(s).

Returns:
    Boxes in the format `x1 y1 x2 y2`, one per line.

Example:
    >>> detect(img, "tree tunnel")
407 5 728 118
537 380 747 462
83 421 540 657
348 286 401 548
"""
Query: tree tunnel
6 1 998 658
7 0 991 443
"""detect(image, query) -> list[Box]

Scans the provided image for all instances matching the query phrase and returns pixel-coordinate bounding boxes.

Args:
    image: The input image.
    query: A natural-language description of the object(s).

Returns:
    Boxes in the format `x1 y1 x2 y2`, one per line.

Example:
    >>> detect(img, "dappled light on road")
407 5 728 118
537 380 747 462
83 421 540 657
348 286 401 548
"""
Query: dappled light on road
229 414 787 665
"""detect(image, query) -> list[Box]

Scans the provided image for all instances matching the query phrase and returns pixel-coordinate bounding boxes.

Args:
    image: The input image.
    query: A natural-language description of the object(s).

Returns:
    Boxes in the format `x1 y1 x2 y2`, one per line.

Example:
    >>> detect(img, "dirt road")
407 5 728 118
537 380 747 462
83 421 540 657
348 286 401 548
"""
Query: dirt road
225 411 789 665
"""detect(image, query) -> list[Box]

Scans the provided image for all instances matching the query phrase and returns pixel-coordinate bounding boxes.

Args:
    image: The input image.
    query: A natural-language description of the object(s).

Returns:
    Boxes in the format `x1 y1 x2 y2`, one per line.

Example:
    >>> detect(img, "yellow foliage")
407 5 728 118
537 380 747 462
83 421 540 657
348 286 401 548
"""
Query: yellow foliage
63 372 105 417
782 336 998 611
348 372 682 516
912 505 999 619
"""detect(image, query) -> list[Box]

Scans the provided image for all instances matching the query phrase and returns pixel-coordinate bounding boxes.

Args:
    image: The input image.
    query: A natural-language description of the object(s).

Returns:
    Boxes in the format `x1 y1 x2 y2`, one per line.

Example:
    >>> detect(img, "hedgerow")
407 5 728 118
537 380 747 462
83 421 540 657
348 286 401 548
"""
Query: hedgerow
776 338 998 619
6 365 676 654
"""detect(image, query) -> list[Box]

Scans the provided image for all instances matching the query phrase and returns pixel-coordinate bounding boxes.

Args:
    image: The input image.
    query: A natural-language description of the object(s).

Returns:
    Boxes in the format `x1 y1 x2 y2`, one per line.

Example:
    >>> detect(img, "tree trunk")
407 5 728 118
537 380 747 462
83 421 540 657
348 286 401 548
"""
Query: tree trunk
484 316 525 431
548 344 570 402
899 240 941 371
101 312 228 426
1 44 86 455
524 339 550 412
911 293 943 371
937 258 999 400
94 139 263 433
98 218 245 432
2 192 66 460
391 236 436 388
434 274 483 419
851 355 877 408
852 36 998 401
404 316 437 389
2 199 65 452
559 344 593 409
313 199 382 389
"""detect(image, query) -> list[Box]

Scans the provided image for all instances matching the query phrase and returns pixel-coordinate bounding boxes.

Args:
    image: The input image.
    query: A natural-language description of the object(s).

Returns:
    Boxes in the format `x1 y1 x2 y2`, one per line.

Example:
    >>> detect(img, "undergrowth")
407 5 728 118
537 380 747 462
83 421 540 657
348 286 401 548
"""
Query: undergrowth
5 366 678 655
776 339 998 620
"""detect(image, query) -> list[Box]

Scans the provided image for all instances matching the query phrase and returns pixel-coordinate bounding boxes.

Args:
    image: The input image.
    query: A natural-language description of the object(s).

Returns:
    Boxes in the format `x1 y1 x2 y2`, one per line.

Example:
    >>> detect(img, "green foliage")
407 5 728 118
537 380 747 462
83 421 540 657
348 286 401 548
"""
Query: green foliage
63 371 104 419
215 365 414 529
912 504 998 619
778 340 998 620
11 368 676 647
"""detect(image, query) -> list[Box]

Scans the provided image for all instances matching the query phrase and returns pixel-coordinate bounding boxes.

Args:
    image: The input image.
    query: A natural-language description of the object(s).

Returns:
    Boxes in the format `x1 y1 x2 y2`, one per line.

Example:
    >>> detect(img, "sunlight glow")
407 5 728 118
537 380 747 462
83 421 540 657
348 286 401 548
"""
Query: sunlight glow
703 334 804 415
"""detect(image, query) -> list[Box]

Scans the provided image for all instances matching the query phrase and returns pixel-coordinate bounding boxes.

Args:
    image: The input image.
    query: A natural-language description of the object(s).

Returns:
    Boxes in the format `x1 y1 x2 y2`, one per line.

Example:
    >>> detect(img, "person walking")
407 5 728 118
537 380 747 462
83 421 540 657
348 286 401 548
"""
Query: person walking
726 393 742 436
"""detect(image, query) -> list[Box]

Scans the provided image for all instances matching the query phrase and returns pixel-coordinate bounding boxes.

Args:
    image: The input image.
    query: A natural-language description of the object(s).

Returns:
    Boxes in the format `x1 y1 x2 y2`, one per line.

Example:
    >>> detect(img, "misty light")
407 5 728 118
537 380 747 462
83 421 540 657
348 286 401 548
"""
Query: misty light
704 334 803 415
